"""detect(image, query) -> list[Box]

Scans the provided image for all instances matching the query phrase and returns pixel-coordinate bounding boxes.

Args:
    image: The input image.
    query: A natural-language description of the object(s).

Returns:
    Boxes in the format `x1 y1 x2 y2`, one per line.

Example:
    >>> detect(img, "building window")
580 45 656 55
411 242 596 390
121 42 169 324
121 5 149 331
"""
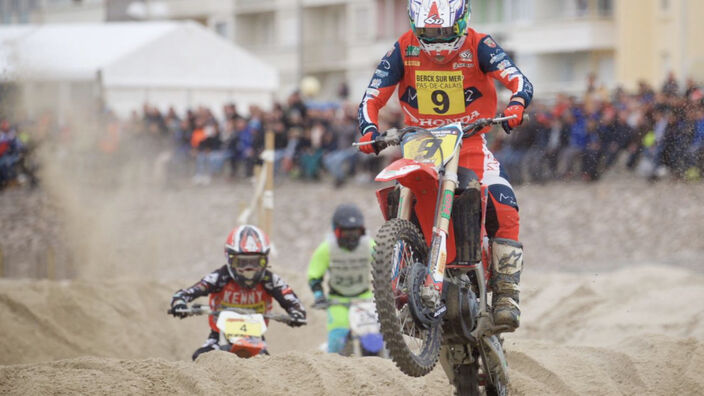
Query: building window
376 0 406 40
355 7 369 39
507 0 533 22
576 0 588 17
473 0 505 24
235 12 275 49
598 0 613 17
215 22 229 39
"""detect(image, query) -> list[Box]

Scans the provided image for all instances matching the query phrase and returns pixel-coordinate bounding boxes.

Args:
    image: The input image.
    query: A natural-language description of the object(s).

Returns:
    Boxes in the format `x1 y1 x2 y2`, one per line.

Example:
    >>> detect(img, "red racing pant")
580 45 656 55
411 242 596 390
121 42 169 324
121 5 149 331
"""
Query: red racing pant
458 136 520 241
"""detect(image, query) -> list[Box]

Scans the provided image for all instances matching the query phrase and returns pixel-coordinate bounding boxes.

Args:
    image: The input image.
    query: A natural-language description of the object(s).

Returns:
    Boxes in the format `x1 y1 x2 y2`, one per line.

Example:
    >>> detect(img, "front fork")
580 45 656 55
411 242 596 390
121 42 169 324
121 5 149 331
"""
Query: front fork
395 154 461 309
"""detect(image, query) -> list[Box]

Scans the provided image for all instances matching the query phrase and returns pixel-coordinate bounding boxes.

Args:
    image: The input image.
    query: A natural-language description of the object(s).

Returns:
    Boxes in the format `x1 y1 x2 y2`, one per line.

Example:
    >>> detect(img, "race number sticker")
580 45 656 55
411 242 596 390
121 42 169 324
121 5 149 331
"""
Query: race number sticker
401 127 460 167
415 70 464 115
224 318 262 337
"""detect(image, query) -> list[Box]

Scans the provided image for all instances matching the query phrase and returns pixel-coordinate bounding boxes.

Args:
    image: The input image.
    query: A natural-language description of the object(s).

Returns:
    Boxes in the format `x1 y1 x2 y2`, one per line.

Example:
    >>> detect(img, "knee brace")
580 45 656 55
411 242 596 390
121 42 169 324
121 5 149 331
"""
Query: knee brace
452 180 482 264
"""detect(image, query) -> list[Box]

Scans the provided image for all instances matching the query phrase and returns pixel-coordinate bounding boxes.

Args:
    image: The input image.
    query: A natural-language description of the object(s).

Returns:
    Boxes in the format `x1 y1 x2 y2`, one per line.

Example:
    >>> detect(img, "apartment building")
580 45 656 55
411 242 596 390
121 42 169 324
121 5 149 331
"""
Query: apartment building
4 0 703 100
472 0 704 95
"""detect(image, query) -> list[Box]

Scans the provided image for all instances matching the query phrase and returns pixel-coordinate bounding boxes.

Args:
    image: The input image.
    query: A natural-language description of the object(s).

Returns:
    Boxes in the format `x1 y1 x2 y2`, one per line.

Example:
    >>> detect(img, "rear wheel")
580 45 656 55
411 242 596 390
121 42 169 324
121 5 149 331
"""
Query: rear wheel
453 361 481 396
485 374 508 396
372 218 442 377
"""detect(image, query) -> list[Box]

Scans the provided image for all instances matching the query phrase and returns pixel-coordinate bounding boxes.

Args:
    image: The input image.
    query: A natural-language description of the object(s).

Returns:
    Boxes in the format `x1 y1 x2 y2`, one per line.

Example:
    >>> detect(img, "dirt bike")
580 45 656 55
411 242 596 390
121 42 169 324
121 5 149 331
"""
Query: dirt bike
168 303 306 358
354 116 516 395
314 298 386 357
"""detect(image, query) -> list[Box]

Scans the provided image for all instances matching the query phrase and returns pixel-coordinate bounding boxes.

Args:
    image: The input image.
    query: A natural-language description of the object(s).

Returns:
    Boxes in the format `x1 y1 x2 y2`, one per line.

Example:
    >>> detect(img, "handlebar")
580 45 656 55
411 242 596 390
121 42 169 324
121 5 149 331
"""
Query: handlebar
168 304 307 325
352 115 517 149
312 298 374 310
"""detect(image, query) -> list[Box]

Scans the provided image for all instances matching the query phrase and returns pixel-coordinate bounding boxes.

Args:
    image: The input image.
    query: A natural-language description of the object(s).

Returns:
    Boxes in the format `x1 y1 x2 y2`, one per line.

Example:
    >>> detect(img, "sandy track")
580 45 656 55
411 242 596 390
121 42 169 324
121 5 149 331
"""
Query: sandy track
1 264 703 395
1 333 701 395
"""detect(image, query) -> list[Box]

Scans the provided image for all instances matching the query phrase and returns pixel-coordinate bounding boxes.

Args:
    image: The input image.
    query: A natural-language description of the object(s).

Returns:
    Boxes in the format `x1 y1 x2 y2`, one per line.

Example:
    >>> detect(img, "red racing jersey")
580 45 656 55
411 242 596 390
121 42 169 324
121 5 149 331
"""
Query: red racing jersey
358 28 533 135
173 266 305 332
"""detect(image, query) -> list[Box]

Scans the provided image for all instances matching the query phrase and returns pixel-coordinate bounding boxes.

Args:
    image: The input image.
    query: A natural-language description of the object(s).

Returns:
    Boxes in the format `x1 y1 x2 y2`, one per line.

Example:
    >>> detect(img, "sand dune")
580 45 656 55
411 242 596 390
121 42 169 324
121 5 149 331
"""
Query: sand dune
1 263 703 395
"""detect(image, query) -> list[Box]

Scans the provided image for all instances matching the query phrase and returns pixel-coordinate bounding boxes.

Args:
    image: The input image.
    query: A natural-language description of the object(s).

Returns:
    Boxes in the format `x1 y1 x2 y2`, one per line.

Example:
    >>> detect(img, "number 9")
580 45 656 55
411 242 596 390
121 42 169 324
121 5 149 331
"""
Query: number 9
431 90 450 114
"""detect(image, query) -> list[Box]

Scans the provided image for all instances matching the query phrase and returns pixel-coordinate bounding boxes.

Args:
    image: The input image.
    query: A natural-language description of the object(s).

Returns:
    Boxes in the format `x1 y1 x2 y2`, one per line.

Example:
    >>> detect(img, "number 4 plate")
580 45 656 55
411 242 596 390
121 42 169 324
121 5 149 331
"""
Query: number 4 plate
224 318 263 337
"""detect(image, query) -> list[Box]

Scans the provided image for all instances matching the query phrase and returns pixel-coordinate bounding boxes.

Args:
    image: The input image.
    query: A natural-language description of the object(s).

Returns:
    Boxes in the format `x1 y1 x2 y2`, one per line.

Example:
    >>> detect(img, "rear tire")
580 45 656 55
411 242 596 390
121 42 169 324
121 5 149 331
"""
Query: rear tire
372 218 442 377
453 361 481 396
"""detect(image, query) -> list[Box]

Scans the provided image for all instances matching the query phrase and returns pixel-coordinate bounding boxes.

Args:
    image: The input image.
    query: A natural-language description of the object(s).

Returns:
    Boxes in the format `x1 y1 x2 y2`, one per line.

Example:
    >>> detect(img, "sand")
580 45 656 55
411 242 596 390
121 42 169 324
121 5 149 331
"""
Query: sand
1 145 703 395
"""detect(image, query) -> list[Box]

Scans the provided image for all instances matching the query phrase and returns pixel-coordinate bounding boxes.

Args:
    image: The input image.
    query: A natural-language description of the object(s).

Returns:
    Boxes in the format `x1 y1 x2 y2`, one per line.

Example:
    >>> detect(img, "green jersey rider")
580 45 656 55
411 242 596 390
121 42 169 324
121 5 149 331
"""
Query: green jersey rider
307 204 376 354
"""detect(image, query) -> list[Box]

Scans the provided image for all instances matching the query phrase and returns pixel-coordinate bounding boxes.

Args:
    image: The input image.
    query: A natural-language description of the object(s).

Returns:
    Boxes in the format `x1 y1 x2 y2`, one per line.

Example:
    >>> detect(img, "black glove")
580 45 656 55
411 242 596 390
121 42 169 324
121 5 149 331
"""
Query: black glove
170 297 188 319
287 307 306 327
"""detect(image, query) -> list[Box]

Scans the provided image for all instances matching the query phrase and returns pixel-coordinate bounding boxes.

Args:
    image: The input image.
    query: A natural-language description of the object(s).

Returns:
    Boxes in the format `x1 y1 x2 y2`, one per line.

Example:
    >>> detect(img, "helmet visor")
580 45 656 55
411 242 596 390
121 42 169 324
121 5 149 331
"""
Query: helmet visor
338 228 364 240
230 254 267 270
416 27 458 43
336 227 364 250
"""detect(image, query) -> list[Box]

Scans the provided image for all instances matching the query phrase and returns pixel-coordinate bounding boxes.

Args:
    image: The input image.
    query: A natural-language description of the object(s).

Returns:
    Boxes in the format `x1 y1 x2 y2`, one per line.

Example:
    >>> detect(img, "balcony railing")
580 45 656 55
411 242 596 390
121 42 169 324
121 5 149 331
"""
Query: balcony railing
234 0 277 13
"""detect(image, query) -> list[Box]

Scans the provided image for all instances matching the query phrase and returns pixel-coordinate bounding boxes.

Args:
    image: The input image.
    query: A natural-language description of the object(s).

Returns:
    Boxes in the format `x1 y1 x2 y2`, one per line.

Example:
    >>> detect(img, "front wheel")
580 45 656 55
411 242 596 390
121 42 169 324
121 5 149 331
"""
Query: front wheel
372 218 442 377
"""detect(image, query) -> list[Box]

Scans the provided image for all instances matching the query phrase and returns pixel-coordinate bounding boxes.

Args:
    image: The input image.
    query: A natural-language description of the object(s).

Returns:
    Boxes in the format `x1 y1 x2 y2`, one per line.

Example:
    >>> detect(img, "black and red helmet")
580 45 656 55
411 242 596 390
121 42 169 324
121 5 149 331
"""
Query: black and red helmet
224 225 271 287
332 204 366 251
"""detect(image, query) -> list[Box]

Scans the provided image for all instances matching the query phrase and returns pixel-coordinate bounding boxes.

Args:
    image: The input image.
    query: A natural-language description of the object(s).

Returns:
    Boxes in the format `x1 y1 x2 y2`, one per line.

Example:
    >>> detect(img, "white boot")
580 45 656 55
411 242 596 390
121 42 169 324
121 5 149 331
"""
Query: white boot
491 239 523 331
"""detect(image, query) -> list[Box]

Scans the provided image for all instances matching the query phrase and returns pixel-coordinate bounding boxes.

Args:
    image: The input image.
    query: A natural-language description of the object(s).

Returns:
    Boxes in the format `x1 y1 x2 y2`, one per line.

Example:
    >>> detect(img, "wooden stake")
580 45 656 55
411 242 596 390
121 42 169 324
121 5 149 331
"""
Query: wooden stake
253 164 263 225
263 129 275 236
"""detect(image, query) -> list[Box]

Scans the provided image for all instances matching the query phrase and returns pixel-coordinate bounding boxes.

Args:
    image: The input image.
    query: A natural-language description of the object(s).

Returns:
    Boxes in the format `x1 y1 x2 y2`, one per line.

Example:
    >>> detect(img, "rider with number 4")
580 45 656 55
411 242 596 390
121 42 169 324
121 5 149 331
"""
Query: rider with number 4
170 225 307 360
358 0 532 332
308 204 377 354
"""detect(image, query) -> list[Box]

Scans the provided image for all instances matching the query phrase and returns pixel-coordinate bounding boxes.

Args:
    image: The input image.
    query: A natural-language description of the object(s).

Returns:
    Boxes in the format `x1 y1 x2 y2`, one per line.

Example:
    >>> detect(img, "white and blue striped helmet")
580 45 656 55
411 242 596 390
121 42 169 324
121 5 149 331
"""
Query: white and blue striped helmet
408 0 471 63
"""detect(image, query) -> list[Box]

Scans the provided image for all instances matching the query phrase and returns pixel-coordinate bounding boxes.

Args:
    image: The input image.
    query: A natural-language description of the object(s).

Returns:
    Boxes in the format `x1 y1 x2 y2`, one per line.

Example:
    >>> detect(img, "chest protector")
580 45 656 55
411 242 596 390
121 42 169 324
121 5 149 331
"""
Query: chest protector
208 281 273 331
396 29 497 130
327 234 372 297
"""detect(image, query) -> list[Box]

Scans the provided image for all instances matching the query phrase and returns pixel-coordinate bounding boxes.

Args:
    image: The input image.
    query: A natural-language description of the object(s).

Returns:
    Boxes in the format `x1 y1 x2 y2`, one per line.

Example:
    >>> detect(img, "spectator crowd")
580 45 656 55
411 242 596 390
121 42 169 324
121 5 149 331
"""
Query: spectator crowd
494 74 704 184
1 74 703 191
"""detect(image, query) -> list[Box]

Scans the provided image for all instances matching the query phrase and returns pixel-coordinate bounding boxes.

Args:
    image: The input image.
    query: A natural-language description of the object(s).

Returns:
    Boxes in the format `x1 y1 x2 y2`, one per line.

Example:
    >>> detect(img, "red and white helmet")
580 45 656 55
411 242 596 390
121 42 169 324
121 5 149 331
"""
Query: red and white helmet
224 225 271 256
224 225 271 287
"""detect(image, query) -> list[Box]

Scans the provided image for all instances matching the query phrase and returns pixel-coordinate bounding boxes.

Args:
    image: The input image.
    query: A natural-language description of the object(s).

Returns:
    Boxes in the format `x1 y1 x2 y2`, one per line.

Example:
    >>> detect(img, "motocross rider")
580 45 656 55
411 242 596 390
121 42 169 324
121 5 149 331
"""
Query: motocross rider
307 204 376 353
170 225 307 360
357 0 531 332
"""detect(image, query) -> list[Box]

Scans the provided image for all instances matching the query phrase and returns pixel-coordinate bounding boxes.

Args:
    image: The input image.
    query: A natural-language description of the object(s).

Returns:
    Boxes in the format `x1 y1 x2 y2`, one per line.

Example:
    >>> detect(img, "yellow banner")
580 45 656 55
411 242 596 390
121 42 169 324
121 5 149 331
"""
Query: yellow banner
415 70 464 115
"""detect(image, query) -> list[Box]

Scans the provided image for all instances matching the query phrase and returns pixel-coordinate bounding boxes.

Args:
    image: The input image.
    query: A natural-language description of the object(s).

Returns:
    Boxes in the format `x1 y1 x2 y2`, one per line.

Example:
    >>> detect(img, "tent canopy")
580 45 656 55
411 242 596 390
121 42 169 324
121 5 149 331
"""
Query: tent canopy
0 21 279 91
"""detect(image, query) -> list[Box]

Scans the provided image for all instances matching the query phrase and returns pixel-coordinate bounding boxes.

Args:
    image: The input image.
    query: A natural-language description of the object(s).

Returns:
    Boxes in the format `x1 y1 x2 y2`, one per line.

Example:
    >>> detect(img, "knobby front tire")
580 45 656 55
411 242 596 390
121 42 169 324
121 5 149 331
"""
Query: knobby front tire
372 218 442 377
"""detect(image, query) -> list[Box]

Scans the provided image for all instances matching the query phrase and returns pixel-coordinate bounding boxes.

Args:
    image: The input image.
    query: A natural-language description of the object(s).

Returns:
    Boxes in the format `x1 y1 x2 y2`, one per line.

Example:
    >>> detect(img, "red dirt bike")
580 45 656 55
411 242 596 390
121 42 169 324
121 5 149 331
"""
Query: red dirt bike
355 116 515 396
168 303 305 358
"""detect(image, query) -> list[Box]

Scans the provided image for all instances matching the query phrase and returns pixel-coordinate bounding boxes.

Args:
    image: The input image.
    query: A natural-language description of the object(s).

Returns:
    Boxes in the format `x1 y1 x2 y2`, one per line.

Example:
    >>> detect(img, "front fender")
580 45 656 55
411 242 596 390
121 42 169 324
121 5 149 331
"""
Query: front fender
375 159 456 264
375 158 438 187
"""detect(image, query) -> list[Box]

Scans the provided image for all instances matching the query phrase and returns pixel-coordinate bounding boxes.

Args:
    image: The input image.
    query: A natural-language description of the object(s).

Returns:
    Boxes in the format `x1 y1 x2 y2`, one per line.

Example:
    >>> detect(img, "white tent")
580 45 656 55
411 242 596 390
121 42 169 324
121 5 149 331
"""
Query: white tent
0 22 279 117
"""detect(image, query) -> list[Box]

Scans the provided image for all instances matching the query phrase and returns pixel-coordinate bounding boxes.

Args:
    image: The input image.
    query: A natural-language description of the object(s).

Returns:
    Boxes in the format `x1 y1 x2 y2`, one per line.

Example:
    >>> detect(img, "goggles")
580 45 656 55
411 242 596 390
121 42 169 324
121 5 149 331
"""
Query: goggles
415 26 460 43
336 227 364 239
229 254 268 270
